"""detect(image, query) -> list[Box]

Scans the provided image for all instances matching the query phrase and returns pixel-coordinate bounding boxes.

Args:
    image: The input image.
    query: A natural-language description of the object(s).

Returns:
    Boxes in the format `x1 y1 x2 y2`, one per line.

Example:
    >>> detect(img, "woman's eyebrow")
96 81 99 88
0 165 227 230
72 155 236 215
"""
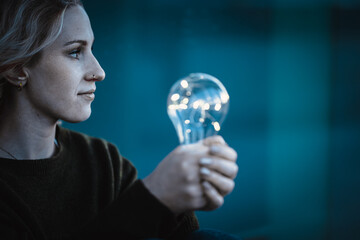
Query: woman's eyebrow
63 38 95 47
64 39 87 46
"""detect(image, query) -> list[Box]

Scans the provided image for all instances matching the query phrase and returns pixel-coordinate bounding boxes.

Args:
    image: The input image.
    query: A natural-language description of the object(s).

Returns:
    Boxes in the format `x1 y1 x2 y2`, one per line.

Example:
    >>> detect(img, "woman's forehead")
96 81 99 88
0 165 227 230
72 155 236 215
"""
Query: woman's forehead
53 5 94 47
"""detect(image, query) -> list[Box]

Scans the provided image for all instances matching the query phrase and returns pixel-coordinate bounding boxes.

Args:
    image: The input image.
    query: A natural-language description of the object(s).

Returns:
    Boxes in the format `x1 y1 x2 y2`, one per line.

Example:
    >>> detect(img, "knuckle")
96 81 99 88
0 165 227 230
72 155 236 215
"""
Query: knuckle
229 180 235 191
232 148 238 160
232 165 239 178
219 196 224 205
198 198 207 208
221 180 235 195
215 196 224 207
184 185 200 198
184 187 194 198
192 197 206 209
226 181 235 194
183 173 193 183
179 161 189 173
184 176 191 183
234 164 239 173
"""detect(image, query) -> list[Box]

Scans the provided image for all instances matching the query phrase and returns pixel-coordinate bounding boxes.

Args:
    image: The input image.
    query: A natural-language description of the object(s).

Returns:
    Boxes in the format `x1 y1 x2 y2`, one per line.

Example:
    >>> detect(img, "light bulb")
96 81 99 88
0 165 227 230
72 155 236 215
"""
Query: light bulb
167 73 230 145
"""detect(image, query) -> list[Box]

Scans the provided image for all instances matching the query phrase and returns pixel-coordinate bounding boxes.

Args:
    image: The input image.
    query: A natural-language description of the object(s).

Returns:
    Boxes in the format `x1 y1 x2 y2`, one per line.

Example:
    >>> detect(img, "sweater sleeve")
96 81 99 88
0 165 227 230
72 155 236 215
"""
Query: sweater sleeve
75 144 199 239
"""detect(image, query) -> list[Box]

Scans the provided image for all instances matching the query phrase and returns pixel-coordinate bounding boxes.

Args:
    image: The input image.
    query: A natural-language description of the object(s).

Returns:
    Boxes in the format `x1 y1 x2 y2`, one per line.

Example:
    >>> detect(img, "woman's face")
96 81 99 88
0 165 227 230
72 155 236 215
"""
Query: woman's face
24 5 105 123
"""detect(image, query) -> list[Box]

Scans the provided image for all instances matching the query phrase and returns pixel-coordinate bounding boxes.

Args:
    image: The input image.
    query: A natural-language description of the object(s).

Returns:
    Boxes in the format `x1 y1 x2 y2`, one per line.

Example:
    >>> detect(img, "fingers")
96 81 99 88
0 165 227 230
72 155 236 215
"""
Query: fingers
200 157 238 179
209 145 237 162
200 167 235 196
181 135 237 163
201 181 224 211
202 135 237 162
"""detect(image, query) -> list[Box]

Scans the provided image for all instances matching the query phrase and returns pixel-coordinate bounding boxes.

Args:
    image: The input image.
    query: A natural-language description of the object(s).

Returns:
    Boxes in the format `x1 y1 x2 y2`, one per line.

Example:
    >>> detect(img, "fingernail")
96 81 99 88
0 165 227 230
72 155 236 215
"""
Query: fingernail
200 167 211 176
200 158 212 165
202 181 211 189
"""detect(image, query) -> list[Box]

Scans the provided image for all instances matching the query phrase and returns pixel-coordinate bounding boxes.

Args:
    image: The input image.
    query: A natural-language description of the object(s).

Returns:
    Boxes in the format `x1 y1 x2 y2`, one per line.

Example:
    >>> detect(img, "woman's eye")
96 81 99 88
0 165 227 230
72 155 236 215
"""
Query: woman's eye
69 49 81 59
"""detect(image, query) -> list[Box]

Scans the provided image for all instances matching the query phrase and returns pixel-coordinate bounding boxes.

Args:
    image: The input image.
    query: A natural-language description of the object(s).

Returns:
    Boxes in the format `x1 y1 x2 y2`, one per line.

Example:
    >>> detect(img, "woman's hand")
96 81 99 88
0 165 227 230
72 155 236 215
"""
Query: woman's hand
143 142 208 215
142 136 238 215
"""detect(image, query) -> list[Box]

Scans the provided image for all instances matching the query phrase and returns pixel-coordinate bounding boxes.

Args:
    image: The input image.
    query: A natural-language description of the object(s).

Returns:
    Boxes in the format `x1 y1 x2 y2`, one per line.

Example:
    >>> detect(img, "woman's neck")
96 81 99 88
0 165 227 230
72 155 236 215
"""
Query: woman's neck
0 96 58 160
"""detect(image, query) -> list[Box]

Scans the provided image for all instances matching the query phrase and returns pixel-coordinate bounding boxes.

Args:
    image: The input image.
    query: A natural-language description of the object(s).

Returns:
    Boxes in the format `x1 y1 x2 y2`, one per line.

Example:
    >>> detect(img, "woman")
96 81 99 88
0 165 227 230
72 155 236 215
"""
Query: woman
0 0 239 239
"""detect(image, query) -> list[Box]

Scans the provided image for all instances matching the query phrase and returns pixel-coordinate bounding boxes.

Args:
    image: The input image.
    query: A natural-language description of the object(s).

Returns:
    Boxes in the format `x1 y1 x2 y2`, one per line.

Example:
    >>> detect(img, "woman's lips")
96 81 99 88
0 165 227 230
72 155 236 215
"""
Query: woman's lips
78 90 95 100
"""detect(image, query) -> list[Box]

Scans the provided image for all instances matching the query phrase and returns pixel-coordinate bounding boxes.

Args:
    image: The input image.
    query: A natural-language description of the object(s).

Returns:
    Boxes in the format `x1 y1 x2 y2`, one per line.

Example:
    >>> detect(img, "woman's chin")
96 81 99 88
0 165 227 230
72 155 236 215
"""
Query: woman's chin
61 109 92 123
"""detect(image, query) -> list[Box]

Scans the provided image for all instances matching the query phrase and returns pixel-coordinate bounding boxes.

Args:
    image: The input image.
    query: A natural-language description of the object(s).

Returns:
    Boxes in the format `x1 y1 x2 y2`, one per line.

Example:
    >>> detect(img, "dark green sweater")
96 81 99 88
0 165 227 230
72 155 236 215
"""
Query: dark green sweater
0 126 199 239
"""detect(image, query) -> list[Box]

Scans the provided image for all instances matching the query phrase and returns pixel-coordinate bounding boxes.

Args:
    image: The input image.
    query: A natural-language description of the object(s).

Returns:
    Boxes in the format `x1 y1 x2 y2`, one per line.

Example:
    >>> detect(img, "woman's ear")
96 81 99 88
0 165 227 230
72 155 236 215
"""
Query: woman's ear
3 68 29 90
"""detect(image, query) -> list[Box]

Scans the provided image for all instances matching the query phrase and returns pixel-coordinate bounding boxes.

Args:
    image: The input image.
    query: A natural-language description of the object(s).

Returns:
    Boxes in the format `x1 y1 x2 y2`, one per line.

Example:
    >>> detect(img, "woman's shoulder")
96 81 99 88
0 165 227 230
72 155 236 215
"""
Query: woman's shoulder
57 125 115 148
56 125 138 191
56 125 122 162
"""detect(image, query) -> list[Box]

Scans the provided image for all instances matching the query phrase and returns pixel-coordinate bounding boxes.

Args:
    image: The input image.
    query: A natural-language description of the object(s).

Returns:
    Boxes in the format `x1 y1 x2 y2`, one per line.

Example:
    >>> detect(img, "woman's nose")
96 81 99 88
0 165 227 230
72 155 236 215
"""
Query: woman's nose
85 53 106 81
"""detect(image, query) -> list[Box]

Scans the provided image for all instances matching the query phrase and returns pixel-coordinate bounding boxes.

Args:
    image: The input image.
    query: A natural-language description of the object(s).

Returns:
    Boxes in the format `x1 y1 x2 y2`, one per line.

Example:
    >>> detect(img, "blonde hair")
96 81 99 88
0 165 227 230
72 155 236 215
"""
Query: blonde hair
0 0 83 105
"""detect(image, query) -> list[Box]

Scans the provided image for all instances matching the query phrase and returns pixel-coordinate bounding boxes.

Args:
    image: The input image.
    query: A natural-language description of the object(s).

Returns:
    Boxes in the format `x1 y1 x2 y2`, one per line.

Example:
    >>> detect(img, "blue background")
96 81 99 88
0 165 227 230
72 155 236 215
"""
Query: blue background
63 0 360 239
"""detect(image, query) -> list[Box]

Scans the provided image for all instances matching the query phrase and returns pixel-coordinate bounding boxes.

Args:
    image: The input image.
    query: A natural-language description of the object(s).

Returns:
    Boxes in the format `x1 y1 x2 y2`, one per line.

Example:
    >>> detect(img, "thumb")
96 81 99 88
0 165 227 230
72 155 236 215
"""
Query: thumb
202 135 226 146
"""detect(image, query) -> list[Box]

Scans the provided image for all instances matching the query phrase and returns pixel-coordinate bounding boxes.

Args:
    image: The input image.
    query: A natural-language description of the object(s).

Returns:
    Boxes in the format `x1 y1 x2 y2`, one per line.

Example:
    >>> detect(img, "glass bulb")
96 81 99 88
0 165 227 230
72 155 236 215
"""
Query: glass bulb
167 73 230 145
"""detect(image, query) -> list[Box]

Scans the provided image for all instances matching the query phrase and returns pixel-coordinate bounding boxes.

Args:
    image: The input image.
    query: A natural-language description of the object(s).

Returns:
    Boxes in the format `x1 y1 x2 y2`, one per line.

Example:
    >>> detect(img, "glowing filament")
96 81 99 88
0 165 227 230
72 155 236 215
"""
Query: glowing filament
185 119 190 124
203 103 210 110
181 80 189 88
181 98 189 104
220 92 229 104
212 122 221 131
171 93 180 102
179 104 188 109
193 100 200 109
168 104 178 110
214 103 222 111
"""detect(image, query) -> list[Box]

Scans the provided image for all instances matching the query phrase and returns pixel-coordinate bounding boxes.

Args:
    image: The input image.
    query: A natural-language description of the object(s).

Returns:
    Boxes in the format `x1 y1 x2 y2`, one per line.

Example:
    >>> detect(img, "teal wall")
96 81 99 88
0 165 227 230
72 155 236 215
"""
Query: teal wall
63 1 360 239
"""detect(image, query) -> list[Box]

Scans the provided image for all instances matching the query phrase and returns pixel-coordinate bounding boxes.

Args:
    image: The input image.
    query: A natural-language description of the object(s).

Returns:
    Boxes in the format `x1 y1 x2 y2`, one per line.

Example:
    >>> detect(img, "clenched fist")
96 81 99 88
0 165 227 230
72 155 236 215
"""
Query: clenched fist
143 135 238 215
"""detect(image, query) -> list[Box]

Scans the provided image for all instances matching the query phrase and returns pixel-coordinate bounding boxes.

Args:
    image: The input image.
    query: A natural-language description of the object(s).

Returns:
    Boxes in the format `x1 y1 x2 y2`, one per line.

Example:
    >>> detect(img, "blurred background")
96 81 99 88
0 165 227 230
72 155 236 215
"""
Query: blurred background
63 0 360 239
